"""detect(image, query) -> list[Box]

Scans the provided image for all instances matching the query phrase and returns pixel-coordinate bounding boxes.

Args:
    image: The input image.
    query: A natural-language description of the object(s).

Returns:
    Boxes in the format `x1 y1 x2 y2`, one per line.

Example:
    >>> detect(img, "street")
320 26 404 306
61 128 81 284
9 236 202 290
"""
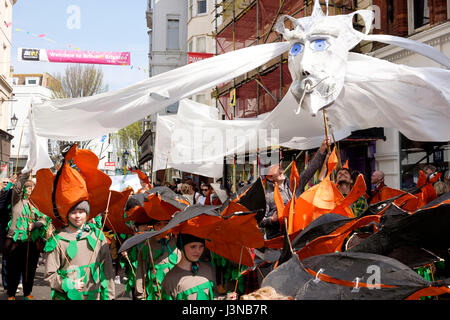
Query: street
0 253 131 300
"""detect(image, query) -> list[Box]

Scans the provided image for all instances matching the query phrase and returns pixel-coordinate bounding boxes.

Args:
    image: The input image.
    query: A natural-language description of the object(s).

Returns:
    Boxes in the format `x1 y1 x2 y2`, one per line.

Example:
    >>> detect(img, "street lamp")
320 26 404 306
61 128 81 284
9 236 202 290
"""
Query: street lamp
7 113 18 131
123 149 129 175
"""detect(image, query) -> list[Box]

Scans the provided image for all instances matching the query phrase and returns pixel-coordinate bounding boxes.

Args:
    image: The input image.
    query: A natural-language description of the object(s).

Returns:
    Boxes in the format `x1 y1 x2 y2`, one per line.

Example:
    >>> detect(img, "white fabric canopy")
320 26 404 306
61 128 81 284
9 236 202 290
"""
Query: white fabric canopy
152 114 176 173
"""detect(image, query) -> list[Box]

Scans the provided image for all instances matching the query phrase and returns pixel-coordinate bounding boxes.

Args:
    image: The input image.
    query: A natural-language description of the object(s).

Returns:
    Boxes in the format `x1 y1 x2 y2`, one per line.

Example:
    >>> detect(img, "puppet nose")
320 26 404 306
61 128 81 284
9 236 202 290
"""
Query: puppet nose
302 70 310 77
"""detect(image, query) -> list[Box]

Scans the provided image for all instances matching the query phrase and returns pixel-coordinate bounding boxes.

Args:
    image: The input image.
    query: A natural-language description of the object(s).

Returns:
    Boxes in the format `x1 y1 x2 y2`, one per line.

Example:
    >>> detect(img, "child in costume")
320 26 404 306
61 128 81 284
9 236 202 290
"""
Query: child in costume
161 233 216 300
30 144 117 300
44 200 116 300
134 218 181 300
5 170 49 300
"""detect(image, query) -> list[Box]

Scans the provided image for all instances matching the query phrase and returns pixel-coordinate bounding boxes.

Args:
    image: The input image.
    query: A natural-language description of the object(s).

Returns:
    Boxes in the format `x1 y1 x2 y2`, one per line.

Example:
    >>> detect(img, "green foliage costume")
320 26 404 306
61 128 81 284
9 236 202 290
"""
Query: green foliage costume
44 221 115 300
135 236 181 300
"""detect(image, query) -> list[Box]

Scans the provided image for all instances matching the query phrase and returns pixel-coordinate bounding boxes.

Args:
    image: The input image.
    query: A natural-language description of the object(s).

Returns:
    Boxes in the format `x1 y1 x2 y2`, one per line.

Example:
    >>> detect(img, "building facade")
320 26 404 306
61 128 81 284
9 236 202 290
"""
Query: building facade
0 0 17 177
370 0 450 189
140 0 188 182
187 0 216 106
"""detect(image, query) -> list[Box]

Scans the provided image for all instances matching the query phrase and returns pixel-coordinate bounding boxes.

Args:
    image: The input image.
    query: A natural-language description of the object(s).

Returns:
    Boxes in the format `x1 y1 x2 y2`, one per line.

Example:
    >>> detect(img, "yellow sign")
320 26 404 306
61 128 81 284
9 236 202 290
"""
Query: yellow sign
230 89 236 107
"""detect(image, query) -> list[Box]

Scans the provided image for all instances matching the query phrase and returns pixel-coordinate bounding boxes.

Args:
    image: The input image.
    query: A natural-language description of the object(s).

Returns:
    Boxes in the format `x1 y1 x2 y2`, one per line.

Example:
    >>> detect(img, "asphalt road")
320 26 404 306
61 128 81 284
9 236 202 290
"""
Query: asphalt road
0 253 132 300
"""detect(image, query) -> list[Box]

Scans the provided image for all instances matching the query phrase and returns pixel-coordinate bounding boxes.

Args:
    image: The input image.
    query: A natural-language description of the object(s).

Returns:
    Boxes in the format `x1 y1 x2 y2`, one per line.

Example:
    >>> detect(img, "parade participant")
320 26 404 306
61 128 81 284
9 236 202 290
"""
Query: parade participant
367 170 403 204
134 219 181 300
335 167 354 197
44 200 116 300
30 144 116 300
5 171 48 300
0 175 15 292
260 138 330 240
161 233 216 300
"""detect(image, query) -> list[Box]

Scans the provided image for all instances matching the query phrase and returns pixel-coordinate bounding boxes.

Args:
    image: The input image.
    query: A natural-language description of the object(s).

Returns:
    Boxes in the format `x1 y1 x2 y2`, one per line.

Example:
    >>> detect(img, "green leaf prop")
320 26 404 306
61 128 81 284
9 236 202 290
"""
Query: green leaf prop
67 240 78 260
90 264 99 283
87 234 97 251
62 277 74 292
16 218 23 229
67 288 83 300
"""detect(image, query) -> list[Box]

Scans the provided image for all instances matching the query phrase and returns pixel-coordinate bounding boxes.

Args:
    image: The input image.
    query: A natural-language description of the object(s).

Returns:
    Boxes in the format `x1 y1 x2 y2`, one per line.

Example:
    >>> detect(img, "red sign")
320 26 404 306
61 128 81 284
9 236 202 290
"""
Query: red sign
104 162 115 167
187 52 214 64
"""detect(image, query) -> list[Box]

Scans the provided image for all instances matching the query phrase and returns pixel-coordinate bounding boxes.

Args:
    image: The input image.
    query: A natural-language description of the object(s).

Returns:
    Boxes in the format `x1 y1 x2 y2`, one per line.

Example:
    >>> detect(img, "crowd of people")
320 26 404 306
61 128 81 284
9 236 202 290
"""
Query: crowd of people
0 140 449 301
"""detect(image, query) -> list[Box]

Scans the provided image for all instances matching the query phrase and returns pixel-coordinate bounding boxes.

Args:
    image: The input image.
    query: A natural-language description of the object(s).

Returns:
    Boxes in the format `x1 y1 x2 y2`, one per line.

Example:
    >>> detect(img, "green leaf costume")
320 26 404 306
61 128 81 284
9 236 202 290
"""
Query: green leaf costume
44 226 115 300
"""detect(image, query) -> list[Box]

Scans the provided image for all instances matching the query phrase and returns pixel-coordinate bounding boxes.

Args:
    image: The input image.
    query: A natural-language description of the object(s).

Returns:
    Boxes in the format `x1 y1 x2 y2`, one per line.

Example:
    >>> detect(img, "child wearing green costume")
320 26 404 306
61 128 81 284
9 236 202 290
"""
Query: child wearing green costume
161 233 219 300
44 201 115 300
134 219 181 300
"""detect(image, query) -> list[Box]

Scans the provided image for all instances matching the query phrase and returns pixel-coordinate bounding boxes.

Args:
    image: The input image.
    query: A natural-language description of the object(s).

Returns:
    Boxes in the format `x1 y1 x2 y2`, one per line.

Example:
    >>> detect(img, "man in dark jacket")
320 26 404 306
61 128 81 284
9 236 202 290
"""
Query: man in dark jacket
259 138 330 240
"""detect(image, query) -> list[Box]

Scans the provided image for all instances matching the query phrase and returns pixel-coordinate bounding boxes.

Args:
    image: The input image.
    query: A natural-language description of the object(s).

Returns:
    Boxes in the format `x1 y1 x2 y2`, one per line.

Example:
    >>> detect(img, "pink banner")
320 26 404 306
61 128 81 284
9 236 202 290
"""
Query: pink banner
45 49 130 65
188 52 214 64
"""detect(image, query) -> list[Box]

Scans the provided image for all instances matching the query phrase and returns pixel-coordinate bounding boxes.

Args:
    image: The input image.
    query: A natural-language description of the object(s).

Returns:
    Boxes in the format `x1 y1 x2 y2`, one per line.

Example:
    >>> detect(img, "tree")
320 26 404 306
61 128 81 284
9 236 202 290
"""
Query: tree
113 121 143 168
50 64 109 99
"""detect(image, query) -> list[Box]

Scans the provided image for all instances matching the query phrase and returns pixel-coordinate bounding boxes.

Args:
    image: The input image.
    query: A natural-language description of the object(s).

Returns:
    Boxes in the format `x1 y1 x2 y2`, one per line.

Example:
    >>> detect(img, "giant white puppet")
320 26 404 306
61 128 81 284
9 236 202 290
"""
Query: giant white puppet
25 0 450 174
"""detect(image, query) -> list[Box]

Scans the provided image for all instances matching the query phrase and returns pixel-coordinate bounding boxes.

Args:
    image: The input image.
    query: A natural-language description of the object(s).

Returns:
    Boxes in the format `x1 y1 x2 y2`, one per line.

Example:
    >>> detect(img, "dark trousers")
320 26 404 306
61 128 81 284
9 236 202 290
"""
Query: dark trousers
4 238 40 297
1 255 6 290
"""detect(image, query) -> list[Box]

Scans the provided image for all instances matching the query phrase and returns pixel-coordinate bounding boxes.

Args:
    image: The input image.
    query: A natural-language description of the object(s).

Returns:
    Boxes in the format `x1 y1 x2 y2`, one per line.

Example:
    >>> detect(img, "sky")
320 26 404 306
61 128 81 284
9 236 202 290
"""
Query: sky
10 0 150 92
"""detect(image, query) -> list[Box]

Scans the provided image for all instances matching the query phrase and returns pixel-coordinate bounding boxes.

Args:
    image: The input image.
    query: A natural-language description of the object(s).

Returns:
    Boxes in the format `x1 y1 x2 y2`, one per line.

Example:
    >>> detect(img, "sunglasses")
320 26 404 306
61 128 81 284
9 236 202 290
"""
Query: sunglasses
201 189 208 191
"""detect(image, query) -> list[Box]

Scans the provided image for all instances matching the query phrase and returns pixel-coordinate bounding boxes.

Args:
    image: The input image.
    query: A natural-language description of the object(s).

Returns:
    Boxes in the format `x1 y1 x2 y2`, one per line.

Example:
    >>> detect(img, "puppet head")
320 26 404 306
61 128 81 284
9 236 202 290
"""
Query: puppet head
275 0 374 115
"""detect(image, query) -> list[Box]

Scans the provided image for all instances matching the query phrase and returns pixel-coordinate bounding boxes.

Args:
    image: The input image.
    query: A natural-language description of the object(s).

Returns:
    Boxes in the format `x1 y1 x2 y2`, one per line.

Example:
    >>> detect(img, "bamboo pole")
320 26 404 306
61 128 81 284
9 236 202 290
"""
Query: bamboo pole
146 239 162 299
105 215 136 278
322 109 332 154
234 245 244 293
81 190 112 281
282 150 305 175
14 121 25 175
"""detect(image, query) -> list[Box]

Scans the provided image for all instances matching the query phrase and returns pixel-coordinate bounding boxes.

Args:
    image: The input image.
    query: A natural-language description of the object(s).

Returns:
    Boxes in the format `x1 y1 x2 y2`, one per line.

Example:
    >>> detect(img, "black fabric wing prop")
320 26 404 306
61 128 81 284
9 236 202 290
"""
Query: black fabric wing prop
118 204 222 253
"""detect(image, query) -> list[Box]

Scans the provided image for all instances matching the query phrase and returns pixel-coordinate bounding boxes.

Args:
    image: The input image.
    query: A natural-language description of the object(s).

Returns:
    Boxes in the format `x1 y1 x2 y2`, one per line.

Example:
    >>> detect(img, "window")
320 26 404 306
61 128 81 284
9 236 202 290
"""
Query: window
167 18 180 50
408 0 430 33
196 36 206 53
25 77 39 85
197 0 207 14
413 0 430 29
188 39 194 52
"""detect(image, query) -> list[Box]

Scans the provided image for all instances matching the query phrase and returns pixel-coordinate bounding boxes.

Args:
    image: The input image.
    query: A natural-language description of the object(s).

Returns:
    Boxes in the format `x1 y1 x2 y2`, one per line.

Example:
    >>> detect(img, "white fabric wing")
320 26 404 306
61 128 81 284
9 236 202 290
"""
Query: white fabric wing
327 53 450 142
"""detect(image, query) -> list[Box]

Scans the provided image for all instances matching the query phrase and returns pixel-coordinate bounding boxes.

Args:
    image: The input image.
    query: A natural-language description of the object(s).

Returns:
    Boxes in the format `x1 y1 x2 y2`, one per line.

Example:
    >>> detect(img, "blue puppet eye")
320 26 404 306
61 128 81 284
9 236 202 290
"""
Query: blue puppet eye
311 39 328 51
290 43 303 56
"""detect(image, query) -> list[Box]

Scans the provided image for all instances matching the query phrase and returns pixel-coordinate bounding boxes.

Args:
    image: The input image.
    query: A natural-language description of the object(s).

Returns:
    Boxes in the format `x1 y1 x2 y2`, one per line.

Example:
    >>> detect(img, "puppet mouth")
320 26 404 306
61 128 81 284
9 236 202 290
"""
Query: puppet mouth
291 76 336 115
